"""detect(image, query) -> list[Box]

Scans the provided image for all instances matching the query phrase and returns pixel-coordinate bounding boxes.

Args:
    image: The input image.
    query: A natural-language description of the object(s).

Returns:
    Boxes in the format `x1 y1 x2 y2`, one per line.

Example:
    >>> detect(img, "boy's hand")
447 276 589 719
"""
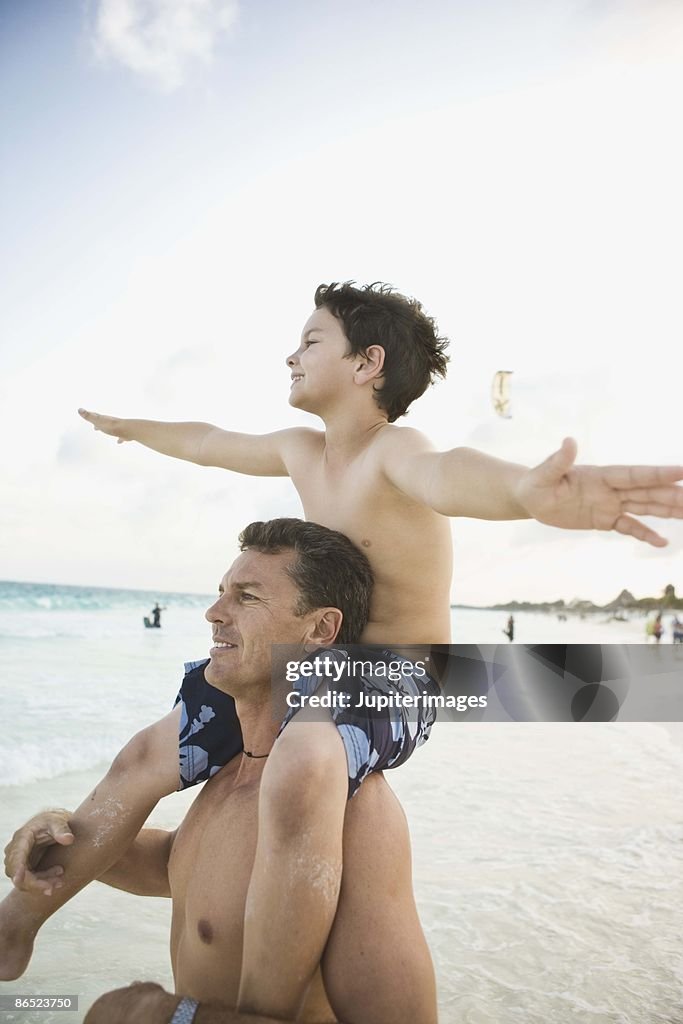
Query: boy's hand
78 408 131 443
4 809 74 895
516 438 683 547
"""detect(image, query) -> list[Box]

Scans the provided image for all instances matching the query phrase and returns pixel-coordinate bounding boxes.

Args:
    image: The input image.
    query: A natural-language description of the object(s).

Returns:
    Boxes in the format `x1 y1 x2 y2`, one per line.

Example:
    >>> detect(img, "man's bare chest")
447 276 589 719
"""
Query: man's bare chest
169 776 259 964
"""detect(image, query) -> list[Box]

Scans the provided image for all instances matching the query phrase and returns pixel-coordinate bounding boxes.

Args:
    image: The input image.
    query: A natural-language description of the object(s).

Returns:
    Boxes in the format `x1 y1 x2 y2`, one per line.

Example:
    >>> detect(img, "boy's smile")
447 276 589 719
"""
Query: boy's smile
286 307 353 413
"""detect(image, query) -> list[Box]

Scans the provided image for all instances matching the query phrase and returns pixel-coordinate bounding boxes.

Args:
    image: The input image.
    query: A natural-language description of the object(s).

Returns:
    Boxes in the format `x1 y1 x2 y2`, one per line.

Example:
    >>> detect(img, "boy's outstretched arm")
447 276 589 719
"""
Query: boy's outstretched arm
381 430 683 547
78 409 311 477
0 707 180 980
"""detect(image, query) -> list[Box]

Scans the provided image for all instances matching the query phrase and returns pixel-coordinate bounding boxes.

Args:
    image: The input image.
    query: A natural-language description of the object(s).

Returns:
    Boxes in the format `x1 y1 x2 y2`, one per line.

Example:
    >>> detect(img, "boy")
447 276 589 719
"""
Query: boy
2 283 682 1018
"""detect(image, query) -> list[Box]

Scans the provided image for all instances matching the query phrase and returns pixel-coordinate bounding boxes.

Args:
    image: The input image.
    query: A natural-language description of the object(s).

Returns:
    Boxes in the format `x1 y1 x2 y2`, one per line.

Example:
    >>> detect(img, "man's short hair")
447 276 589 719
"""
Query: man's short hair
238 518 374 643
314 281 449 422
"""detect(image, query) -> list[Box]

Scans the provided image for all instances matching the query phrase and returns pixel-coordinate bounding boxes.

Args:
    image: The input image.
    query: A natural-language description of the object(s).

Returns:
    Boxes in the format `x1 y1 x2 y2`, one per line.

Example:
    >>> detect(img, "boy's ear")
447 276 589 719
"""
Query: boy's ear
304 608 343 648
354 345 385 384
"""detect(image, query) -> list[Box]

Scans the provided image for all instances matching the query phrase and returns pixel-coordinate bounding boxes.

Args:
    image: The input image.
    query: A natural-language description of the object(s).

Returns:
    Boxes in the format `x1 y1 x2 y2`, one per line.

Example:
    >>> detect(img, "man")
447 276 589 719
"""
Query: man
3 519 437 1024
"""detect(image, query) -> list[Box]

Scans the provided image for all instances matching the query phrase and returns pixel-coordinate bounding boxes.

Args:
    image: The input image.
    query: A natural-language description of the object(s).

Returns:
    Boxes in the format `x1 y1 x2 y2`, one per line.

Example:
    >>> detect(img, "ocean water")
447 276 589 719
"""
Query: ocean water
0 581 682 1023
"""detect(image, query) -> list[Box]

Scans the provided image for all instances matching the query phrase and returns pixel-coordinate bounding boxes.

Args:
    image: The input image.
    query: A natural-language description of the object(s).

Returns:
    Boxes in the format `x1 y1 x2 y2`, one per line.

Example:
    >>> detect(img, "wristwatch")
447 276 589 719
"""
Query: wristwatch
170 996 199 1024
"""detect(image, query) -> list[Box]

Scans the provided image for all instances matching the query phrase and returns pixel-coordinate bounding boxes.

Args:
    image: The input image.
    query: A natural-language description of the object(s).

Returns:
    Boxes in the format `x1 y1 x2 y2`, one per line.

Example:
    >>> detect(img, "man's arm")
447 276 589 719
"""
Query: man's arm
380 429 683 546
78 409 316 477
98 828 174 897
4 707 181 896
0 709 181 982
5 815 173 898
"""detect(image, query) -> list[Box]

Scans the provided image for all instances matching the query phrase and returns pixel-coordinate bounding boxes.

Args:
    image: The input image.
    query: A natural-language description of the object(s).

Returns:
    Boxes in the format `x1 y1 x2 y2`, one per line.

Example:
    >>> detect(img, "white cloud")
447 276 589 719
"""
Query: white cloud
91 0 239 92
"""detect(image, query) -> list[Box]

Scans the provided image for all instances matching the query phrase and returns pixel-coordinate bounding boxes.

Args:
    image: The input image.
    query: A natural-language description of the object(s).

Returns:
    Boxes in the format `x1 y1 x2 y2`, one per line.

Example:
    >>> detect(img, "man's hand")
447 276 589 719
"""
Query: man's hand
78 408 131 443
83 984 292 1024
4 810 74 895
517 438 683 546
83 983 179 1024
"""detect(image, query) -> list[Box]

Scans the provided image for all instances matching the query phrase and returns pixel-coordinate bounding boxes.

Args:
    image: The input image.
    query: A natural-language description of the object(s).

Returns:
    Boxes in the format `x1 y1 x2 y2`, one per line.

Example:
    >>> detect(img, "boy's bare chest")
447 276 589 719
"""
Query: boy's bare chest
291 453 401 539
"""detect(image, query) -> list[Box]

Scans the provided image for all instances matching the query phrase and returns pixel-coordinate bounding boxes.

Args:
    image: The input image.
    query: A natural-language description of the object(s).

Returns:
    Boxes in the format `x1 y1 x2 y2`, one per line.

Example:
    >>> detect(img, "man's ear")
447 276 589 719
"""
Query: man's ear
305 608 343 647
353 345 385 384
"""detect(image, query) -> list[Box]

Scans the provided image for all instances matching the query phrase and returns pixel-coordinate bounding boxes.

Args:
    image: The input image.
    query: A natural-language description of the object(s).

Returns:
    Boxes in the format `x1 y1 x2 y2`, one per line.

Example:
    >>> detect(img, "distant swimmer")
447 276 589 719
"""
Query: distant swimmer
503 614 515 642
143 603 165 629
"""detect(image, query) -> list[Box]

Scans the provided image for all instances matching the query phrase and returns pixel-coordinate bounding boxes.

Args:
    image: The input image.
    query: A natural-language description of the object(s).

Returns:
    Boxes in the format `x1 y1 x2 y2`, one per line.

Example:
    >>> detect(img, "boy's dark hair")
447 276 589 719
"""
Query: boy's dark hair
314 281 449 422
239 518 374 644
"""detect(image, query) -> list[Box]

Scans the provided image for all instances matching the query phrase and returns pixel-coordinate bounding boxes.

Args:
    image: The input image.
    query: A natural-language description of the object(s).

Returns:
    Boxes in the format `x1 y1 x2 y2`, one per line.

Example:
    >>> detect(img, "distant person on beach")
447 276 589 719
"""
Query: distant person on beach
646 613 665 643
2 519 436 1024
672 617 683 644
144 603 164 629
5 282 683 1017
503 615 515 642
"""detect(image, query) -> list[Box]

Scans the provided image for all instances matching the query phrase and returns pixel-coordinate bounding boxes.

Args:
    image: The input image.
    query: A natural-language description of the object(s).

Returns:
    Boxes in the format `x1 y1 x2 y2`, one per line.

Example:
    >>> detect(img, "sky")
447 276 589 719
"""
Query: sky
1 0 682 606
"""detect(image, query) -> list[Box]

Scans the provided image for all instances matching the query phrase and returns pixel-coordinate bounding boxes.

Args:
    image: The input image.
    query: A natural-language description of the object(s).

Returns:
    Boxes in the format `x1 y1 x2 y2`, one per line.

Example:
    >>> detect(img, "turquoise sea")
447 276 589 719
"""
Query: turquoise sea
1 580 682 1023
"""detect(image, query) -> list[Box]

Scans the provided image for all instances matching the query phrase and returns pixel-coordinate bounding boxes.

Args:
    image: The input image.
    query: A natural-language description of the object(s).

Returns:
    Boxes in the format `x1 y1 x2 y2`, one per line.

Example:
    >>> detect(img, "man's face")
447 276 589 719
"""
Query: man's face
286 306 354 414
204 548 314 696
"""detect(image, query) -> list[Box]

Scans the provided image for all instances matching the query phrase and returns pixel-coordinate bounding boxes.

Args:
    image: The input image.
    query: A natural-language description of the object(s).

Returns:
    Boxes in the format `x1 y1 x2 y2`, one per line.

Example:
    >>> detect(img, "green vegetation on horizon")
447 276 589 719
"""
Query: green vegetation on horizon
454 584 682 614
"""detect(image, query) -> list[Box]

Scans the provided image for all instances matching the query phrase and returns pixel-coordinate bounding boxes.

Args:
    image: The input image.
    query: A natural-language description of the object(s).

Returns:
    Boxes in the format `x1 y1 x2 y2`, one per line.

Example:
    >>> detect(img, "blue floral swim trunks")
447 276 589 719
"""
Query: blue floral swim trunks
174 646 440 798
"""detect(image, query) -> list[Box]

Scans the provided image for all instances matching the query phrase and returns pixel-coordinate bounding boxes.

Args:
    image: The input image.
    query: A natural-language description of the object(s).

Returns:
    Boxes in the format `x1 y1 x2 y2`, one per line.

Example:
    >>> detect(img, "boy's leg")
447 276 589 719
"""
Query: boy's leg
0 706 181 981
238 711 348 1020
238 649 440 1019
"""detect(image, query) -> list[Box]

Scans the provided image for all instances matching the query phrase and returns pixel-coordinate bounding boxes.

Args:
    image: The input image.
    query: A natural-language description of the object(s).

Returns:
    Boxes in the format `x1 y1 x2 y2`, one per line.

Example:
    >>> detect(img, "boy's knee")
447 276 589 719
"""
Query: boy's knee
271 721 346 786
260 724 347 833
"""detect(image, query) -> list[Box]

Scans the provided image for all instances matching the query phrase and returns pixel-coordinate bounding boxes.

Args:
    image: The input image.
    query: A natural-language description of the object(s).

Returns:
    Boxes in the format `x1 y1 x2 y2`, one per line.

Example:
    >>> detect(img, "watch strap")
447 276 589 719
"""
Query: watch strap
170 996 199 1024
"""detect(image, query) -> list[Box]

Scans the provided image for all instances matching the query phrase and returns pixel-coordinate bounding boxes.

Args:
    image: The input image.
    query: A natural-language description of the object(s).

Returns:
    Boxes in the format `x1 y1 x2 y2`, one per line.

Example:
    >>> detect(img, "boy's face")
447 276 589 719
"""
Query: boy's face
286 306 354 414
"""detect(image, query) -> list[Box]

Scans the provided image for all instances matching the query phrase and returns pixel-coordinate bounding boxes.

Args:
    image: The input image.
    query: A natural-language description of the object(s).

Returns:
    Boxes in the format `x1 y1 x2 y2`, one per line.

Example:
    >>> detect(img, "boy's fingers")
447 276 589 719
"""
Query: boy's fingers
614 514 668 547
78 408 105 430
532 437 579 486
78 408 127 440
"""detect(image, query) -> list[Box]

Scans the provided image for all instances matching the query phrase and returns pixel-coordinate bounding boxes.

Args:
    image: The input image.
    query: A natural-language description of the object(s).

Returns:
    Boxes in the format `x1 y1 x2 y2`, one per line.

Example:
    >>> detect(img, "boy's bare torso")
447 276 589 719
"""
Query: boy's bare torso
168 760 436 1023
283 425 453 644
